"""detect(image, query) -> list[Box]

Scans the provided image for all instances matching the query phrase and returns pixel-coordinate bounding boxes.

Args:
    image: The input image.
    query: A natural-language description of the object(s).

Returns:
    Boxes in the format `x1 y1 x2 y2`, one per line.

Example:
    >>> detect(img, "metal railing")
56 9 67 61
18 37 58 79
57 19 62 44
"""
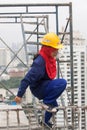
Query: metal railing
0 104 87 130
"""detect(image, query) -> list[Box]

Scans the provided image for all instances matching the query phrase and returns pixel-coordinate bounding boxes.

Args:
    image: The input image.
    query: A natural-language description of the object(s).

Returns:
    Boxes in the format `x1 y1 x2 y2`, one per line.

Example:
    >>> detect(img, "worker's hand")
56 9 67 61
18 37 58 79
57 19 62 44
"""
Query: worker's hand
14 96 22 103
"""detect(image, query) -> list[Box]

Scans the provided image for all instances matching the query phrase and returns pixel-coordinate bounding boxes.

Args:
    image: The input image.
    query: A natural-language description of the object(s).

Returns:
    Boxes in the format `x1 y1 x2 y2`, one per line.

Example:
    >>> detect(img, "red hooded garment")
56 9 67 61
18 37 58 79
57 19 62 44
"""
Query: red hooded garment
39 46 57 79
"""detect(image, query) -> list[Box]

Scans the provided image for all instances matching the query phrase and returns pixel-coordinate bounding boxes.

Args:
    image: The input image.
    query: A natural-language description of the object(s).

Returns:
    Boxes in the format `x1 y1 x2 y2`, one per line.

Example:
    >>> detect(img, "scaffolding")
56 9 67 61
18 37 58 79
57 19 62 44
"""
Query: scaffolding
0 104 87 130
0 2 86 130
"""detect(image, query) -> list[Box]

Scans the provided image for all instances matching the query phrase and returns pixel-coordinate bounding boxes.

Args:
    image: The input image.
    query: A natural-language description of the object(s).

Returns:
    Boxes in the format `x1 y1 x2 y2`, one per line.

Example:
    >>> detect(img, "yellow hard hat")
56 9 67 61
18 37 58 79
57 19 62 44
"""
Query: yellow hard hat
40 32 63 49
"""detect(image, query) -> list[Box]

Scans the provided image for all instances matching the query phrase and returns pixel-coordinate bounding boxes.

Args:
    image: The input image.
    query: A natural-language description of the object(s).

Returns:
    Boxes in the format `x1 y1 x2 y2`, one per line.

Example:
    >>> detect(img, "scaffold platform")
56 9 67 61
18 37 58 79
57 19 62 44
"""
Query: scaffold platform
0 103 87 130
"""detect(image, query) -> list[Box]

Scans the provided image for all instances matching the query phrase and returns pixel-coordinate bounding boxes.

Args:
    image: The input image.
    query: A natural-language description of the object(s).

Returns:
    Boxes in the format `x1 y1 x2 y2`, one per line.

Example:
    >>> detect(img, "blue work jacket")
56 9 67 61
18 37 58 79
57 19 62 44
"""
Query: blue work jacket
17 55 51 99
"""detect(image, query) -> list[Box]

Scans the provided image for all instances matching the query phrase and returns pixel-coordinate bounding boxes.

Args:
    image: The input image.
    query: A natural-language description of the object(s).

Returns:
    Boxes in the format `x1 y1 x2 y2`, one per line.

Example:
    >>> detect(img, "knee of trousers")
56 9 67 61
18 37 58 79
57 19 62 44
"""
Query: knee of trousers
55 78 67 92
61 78 67 90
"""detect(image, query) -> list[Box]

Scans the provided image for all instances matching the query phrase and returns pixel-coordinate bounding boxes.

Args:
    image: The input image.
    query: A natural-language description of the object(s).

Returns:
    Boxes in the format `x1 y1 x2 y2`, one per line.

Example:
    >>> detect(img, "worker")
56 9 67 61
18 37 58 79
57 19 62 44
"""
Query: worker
14 32 67 128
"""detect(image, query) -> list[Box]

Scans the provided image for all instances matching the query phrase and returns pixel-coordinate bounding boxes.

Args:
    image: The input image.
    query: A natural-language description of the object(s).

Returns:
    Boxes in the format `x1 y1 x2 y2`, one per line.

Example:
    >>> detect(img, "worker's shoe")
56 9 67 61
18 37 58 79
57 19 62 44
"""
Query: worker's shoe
47 105 58 113
46 121 54 128
39 120 53 129
41 103 58 113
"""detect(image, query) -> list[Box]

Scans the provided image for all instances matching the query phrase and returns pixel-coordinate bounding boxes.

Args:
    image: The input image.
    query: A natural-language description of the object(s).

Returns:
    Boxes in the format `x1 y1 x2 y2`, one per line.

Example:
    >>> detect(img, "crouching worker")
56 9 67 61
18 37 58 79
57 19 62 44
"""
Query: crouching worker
14 32 67 128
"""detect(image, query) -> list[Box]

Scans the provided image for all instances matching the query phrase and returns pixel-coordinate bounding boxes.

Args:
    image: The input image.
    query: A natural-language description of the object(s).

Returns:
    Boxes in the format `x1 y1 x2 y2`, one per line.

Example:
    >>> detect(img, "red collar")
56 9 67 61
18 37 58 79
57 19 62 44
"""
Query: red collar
39 46 57 79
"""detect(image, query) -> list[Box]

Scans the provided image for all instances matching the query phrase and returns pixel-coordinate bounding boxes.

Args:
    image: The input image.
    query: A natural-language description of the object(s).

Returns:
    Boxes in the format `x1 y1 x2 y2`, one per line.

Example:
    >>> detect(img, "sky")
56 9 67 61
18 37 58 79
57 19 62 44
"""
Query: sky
0 0 87 45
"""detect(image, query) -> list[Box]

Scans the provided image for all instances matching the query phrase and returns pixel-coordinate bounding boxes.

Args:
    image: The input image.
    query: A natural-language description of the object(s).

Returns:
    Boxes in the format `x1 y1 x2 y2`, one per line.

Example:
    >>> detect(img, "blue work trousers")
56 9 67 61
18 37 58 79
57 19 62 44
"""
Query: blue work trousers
31 78 67 124
43 78 67 123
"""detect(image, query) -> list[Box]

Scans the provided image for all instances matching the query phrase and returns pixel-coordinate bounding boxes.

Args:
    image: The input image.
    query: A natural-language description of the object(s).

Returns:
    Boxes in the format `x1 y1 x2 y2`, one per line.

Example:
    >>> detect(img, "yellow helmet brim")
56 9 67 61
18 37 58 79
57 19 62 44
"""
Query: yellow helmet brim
41 41 64 49
56 43 64 49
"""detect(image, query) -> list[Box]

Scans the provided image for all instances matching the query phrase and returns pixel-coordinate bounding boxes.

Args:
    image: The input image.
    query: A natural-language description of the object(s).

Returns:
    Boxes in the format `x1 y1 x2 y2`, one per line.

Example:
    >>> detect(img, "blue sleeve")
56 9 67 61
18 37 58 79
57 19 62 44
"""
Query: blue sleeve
17 56 45 97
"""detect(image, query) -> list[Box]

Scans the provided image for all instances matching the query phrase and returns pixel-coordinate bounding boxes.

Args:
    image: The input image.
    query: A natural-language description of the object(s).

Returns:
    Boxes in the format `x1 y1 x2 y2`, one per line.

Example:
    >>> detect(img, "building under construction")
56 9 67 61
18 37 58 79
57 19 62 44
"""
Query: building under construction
0 2 87 130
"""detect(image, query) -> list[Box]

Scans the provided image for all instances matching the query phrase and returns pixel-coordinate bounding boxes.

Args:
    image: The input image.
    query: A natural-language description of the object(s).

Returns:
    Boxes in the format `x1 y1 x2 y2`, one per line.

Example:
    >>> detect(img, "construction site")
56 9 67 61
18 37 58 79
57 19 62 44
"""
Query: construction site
0 2 87 130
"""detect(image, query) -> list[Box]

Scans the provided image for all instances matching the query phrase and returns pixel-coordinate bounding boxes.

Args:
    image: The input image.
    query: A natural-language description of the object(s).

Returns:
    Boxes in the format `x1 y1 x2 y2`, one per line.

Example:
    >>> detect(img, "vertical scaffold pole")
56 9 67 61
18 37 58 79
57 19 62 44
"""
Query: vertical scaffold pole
69 2 74 130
